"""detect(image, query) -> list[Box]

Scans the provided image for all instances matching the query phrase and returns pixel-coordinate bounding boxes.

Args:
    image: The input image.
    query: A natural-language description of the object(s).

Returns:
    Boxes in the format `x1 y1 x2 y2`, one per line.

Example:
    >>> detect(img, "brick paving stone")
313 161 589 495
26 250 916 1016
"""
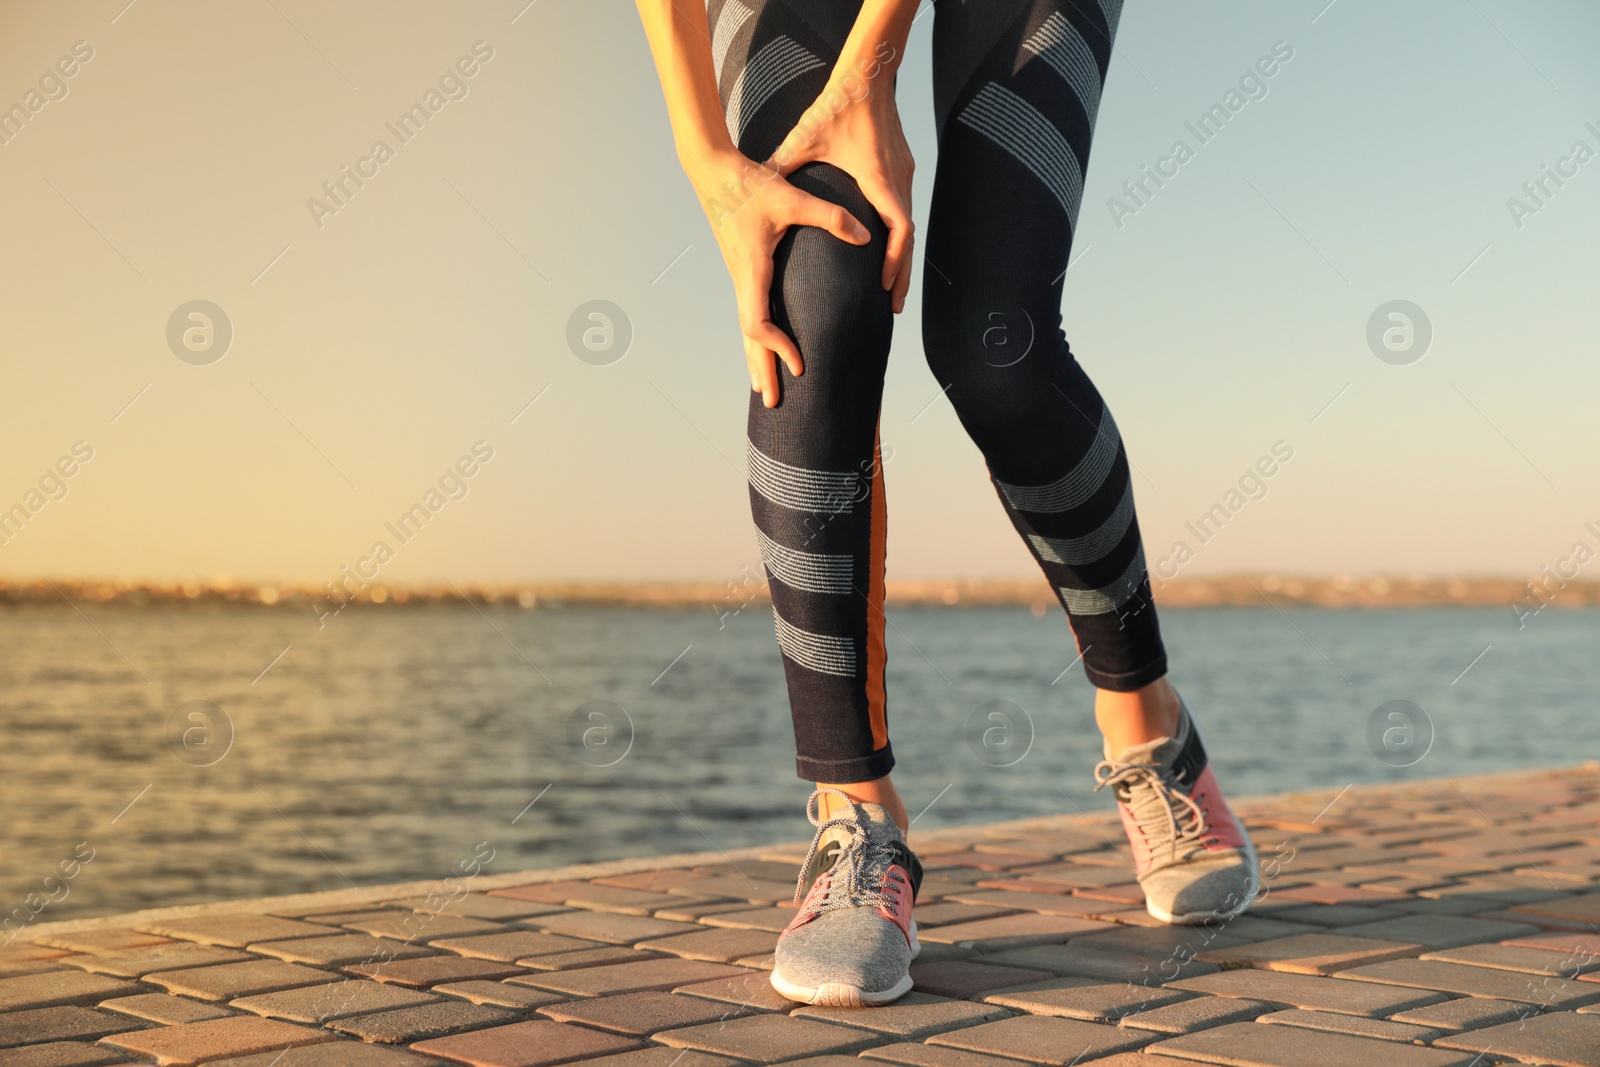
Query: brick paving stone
342 915 508 944
655 1013 878 1061
144 960 338 1002
348 957 527 988
1206 916 1325 942
1271 904 1410 927
1147 1020 1478 1066
1509 892 1600 923
915 914 1110 952
206 1044 446 1066
573 1051 738 1067
977 945 1218 984
594 868 736 892
1434 1010 1600 1066
922 851 1052 872
1168 969 1447 1015
1389 996 1531 1030
559 886 722 917
523 913 697 945
99 1015 334 1065
64 944 250 979
995 864 1146 889
328 1001 518 1043
1274 885 1416 906
511 948 656 972
0 947 70 965
0 1043 131 1066
1071 925 1254 958
697 909 791 933
486 882 592 905
908 904 1015 927
634 928 776 963
911 945 978 965
34 931 172 954
925 1014 1150 1063
795 991 1008 1039
653 903 759 923
1257 1008 1440 1042
661 877 806 903
0 1005 147 1046
429 932 595 963
136 915 336 948
1424 942 1600 975
1069 884 1147 905
1197 933 1422 974
1503 931 1600 957
1334 914 1538 949
0 962 73 981
515 959 744 998
431 982 563 1010
99 994 237 1025
0 972 143 1012
537 990 749 1035
384 894 568 922
940 892 1102 917
249 934 436 967
410 1019 640 1066
271 909 407 926
231 978 440 1022
1117 995 1275 1034
907 961 1053 1000
918 878 989 900
862 1041 1116 1066
981 979 1190 1022
671 973 796 1013
1341 958 1600 1008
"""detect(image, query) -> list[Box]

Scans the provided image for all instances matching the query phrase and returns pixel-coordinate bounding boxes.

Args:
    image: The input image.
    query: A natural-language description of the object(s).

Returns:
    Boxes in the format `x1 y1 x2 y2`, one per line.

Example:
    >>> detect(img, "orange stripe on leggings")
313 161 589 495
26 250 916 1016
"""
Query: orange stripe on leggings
866 425 889 751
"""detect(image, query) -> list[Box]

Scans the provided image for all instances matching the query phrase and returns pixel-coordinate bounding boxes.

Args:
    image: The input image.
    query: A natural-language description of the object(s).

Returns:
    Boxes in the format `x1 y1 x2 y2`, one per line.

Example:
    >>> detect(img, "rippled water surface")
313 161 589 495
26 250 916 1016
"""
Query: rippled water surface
2 602 1593 921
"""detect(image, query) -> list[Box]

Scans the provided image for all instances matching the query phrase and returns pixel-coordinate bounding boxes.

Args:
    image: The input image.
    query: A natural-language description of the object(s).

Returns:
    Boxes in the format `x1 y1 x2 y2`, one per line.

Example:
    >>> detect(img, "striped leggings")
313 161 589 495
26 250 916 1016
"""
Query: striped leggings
713 0 1167 783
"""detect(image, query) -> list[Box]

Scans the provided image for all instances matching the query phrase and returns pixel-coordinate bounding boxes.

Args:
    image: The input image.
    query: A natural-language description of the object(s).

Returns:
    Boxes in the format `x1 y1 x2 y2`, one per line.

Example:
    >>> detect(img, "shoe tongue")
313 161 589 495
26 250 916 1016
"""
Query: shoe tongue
819 800 901 850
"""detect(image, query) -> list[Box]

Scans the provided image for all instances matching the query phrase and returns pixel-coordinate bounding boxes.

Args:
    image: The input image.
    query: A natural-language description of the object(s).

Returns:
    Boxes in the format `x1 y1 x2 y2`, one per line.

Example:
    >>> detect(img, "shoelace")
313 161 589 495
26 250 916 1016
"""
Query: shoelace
1093 759 1209 860
790 788 908 919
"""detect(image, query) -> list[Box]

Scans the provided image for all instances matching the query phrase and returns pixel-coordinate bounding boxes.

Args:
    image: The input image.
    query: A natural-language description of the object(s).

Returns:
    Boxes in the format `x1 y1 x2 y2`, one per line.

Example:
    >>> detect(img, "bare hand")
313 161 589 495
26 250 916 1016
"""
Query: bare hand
688 148 870 408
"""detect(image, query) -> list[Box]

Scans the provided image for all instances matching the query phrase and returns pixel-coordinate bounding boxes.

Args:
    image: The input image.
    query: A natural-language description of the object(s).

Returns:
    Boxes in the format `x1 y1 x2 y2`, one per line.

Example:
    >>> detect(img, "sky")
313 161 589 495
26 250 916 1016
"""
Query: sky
1 0 1597 587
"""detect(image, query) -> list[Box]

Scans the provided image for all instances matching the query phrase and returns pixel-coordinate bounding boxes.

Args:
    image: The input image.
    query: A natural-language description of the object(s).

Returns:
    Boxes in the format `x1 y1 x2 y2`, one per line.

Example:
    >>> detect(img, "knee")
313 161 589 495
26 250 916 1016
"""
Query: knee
772 164 891 342
922 292 1057 414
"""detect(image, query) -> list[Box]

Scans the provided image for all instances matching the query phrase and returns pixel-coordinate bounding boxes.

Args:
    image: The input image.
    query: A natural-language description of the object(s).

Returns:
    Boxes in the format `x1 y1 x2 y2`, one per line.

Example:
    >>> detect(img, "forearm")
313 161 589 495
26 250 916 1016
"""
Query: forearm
635 0 736 169
836 0 920 81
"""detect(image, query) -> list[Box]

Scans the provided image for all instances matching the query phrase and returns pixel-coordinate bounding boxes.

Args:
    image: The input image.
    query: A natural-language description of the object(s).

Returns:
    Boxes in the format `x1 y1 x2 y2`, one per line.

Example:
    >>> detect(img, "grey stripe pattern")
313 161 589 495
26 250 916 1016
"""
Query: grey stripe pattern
1023 12 1101 125
726 35 825 141
994 406 1120 513
1058 546 1146 615
774 611 856 676
956 82 1083 219
757 528 854 595
747 440 859 514
1027 481 1135 565
1099 0 1125 34
711 0 754 83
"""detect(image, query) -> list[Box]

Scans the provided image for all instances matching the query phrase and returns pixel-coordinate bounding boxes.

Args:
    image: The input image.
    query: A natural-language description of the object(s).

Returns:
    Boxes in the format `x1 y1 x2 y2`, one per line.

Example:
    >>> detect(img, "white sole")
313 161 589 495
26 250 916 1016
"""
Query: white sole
769 920 919 1007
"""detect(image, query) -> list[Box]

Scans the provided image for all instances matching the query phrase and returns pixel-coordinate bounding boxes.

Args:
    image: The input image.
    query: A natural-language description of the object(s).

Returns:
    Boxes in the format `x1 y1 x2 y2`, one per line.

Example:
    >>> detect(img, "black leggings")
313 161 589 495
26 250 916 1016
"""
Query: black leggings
713 0 1165 783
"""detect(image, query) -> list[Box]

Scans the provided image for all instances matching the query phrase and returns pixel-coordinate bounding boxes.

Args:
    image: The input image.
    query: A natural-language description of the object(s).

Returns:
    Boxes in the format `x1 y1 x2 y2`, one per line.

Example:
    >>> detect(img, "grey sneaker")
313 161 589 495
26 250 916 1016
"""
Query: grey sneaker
770 789 922 1006
1094 694 1259 925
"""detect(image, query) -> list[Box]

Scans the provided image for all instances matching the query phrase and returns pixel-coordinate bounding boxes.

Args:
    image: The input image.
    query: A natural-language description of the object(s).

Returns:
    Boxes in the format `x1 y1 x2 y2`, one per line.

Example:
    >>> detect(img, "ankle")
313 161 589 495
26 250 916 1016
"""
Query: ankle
1095 676 1182 755
815 777 910 833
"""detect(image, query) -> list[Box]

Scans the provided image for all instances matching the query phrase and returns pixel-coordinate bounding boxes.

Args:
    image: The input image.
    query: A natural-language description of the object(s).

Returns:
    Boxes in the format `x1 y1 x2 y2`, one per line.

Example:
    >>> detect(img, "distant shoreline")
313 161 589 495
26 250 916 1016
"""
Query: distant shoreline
1 575 1592 611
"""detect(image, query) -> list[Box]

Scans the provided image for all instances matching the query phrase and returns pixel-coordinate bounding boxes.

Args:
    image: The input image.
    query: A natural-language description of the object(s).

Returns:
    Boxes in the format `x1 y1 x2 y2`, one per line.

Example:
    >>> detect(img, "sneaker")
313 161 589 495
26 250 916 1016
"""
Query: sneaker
770 788 922 1006
1094 693 1258 925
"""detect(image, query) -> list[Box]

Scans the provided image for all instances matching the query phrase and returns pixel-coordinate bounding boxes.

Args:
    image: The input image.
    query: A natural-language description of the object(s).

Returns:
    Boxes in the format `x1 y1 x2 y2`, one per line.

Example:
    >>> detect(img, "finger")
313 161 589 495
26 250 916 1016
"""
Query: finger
785 186 869 245
853 173 913 294
889 227 913 313
745 338 780 407
737 256 803 377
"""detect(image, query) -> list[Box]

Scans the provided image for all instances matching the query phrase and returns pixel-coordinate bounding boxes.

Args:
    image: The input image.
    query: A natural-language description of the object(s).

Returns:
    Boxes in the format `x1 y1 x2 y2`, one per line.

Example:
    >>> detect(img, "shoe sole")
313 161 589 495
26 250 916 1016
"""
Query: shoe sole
769 921 919 1007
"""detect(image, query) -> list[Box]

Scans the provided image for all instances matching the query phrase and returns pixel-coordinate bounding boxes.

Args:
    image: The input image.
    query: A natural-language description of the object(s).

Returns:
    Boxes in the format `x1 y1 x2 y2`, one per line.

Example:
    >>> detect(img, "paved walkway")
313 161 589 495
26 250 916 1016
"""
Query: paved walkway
5 766 1600 1067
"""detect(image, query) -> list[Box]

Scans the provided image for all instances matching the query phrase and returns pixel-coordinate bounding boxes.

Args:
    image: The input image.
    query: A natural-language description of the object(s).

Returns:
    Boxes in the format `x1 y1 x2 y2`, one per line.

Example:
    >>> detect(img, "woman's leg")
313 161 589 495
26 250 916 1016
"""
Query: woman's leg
712 0 906 818
713 0 923 1006
925 0 1258 924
